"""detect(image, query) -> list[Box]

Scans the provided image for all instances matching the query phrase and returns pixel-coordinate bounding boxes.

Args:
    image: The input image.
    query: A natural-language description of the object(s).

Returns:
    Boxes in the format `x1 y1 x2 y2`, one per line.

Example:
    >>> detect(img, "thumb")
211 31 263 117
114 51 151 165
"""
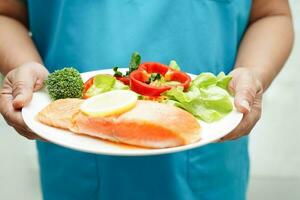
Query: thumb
12 75 36 110
231 78 256 114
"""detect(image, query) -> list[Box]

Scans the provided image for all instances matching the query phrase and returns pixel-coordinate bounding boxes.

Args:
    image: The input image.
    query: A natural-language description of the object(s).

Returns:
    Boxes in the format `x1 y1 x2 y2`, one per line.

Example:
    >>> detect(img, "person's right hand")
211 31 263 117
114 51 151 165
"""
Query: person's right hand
0 62 49 140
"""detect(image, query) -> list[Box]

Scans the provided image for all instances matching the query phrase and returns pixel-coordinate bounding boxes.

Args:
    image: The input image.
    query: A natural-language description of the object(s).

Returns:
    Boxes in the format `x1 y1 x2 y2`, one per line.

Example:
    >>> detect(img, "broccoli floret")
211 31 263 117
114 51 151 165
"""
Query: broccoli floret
45 67 83 100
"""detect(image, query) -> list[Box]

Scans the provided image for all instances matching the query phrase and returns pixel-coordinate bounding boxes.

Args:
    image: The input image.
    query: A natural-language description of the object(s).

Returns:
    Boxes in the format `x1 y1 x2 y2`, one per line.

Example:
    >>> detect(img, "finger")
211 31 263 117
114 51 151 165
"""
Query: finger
12 65 48 108
11 69 37 109
220 114 249 141
220 99 261 141
1 98 47 141
32 63 49 91
34 78 45 91
230 78 256 114
22 125 48 142
1 93 30 129
14 127 37 140
13 124 47 141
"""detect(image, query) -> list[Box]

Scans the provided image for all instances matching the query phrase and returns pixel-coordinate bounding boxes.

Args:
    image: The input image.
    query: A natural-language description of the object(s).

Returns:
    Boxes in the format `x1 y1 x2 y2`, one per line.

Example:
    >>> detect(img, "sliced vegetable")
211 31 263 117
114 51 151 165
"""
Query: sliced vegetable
130 62 191 97
113 79 130 90
115 76 130 85
130 70 169 97
113 66 129 84
83 74 128 99
83 76 94 99
46 67 83 100
164 69 191 90
138 62 169 74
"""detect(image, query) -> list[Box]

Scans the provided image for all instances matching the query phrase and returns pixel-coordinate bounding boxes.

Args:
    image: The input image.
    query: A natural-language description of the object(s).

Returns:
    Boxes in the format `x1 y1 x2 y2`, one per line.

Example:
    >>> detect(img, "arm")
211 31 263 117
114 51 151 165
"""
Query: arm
0 0 48 140
235 0 293 90
222 0 294 140
0 0 42 74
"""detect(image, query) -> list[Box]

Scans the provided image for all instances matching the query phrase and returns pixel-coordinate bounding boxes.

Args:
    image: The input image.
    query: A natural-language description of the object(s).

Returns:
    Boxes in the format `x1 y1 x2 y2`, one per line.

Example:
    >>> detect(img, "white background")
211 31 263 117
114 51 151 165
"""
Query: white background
248 1 300 199
0 1 299 199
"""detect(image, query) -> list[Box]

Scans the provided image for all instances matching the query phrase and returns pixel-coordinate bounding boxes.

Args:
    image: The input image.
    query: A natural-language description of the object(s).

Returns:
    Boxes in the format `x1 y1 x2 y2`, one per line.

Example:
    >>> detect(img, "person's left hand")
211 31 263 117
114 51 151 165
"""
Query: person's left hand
220 68 264 141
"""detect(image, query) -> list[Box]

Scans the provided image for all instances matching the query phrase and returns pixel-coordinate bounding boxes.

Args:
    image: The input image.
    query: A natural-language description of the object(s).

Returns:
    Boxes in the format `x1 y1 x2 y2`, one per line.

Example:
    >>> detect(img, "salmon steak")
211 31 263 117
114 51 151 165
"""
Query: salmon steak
37 99 201 148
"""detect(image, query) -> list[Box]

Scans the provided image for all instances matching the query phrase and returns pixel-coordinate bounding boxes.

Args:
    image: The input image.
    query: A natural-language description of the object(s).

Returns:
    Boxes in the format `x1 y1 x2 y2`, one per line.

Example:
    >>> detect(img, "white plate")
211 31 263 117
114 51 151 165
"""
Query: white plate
22 68 243 156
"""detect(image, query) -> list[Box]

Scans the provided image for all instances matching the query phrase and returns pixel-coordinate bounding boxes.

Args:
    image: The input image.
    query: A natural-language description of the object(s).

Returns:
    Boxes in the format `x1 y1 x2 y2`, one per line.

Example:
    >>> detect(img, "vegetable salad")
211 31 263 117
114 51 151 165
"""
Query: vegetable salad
45 53 233 123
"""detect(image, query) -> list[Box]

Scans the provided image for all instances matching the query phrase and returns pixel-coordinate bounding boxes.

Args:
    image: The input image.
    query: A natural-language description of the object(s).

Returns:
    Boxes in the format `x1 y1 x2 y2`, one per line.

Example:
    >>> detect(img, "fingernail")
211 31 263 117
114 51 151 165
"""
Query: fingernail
12 95 24 109
240 100 250 112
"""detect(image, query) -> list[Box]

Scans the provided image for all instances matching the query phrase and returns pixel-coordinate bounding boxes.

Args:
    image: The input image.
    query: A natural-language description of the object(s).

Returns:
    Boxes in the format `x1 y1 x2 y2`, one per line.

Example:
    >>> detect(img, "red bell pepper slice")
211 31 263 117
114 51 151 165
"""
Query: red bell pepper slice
115 76 130 85
83 77 94 99
165 69 191 90
138 62 169 75
130 62 191 97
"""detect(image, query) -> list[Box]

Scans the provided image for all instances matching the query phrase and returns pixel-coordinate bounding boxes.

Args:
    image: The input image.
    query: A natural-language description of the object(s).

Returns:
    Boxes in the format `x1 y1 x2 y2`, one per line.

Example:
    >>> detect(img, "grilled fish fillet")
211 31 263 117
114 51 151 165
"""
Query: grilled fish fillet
37 99 201 148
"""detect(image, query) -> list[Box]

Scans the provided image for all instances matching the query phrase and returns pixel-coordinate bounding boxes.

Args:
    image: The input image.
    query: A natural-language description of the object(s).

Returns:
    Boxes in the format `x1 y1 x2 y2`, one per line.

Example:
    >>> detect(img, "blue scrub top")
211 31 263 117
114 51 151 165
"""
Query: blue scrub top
28 0 251 199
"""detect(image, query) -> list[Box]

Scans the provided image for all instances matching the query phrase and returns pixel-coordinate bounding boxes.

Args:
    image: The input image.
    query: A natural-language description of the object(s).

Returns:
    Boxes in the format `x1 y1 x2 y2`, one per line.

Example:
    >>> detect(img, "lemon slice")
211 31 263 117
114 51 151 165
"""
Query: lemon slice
80 90 138 117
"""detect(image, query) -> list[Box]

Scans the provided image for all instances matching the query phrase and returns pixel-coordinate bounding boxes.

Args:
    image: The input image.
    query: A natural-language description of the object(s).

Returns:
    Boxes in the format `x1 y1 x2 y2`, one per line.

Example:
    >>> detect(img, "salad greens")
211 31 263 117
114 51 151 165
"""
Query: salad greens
113 67 123 77
45 52 233 124
85 74 128 97
127 52 141 75
113 52 141 78
163 72 233 123
216 72 232 90
113 79 130 90
94 74 116 90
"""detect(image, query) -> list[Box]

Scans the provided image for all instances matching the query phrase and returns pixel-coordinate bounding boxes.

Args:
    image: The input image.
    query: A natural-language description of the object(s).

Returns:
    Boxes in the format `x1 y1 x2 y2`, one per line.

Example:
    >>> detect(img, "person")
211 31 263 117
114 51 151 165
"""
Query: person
0 0 293 199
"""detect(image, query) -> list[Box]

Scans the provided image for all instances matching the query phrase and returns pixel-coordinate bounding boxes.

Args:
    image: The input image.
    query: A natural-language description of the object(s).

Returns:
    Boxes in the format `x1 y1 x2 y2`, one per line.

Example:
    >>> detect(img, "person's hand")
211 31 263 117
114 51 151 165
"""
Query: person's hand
0 62 49 140
220 68 264 141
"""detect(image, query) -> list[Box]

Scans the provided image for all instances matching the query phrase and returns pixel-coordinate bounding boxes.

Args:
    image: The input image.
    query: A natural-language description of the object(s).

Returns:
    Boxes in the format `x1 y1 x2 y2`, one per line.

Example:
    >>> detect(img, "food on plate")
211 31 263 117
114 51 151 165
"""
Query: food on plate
37 98 84 130
130 62 191 97
80 52 233 122
37 99 201 148
113 52 141 85
164 72 233 122
80 90 138 117
47 52 233 122
83 74 128 99
38 52 235 148
45 67 84 100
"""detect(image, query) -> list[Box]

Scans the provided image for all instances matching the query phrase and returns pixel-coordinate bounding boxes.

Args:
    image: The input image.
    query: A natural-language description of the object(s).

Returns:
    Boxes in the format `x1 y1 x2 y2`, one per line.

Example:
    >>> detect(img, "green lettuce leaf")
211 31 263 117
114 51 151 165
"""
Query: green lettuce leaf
216 72 232 90
199 87 233 113
163 72 233 123
113 80 129 90
93 74 116 91
86 74 128 97
164 99 224 123
164 86 199 103
192 73 217 88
